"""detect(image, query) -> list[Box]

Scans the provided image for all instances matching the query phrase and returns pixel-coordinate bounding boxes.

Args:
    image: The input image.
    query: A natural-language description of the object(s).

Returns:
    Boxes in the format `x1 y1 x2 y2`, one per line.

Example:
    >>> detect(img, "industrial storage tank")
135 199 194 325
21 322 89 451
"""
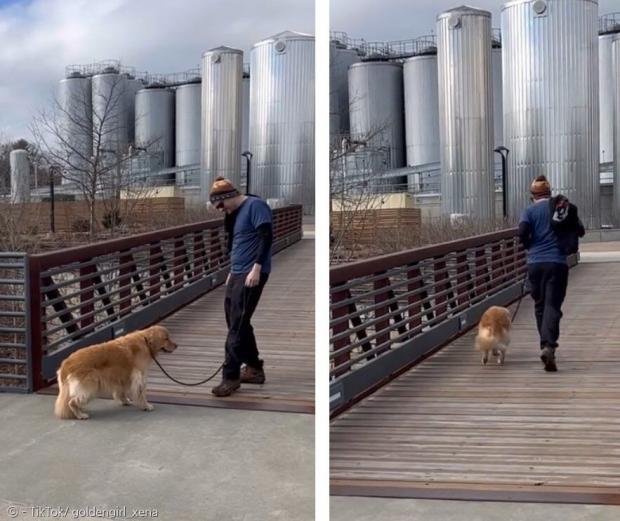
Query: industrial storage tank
403 54 440 185
135 87 175 169
9 150 30 204
613 34 620 223
91 69 129 159
175 81 201 167
599 14 620 165
330 41 361 137
125 76 145 145
492 44 503 151
348 61 405 180
201 46 243 201
241 71 250 188
250 31 315 213
502 0 599 228
437 6 494 219
58 73 92 185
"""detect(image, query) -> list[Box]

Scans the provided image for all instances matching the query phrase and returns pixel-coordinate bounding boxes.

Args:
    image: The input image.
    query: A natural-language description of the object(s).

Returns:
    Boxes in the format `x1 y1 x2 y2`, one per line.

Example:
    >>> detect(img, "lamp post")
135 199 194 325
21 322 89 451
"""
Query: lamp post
242 151 253 194
494 146 510 218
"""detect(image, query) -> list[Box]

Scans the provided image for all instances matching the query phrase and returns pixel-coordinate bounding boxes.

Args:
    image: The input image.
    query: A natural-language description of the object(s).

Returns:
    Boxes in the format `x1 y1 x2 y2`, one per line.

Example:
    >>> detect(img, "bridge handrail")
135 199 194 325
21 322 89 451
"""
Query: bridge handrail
329 226 528 415
23 204 302 391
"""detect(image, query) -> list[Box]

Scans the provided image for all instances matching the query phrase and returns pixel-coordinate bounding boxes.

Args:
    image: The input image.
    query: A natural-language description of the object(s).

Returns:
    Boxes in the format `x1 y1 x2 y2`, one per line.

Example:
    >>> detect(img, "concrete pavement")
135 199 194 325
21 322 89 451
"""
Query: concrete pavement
331 496 620 521
0 395 313 521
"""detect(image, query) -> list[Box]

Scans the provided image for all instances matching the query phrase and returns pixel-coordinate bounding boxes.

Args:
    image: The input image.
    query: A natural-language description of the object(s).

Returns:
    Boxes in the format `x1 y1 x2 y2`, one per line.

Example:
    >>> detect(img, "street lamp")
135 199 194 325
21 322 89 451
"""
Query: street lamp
242 151 253 194
494 146 510 218
49 165 60 233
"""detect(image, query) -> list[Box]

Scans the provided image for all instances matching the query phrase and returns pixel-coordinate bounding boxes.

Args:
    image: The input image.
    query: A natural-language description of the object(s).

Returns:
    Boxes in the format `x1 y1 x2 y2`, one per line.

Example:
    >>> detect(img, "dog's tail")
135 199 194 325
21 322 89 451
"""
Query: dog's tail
54 367 74 419
474 327 495 352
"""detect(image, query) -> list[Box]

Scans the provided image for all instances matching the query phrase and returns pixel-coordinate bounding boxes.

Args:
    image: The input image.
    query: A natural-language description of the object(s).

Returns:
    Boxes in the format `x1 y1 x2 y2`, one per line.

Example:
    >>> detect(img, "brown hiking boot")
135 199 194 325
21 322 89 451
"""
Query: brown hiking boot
240 365 266 384
211 379 241 397
540 347 557 372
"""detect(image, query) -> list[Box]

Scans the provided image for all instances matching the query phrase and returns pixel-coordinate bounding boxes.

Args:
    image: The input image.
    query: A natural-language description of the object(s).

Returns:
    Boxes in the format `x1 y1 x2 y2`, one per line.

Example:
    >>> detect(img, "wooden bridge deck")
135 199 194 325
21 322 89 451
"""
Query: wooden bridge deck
331 261 620 504
146 238 314 414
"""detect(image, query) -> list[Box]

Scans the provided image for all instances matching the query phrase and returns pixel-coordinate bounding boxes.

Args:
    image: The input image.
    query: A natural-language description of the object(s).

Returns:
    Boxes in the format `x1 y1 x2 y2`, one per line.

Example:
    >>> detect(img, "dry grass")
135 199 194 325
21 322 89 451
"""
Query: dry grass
331 214 516 264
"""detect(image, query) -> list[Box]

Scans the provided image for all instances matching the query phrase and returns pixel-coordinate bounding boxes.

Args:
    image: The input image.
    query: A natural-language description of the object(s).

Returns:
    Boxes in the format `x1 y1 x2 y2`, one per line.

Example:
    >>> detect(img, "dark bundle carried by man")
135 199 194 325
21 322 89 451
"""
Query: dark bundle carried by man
549 194 585 255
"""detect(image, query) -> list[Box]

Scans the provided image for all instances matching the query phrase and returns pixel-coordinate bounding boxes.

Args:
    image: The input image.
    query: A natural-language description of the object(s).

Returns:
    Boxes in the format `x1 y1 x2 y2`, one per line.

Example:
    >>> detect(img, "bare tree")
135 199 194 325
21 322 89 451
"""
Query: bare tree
31 75 158 236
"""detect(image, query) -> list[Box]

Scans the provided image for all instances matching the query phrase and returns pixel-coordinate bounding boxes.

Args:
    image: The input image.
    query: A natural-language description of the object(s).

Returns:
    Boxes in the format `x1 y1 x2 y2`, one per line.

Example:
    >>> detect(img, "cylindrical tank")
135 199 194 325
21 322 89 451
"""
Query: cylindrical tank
600 31 618 164
9 150 30 204
492 45 503 150
348 61 405 176
175 82 201 167
135 87 175 169
502 0 599 228
403 54 440 186
240 72 251 189
58 74 92 185
126 77 144 145
613 34 620 223
330 42 361 137
201 46 243 201
91 70 129 159
437 6 495 219
250 31 315 213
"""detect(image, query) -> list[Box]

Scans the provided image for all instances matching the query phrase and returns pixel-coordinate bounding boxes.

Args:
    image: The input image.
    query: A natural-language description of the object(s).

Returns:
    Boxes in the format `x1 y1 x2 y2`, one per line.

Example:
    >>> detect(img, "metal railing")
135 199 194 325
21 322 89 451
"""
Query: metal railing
18 205 302 391
329 228 528 415
599 13 620 35
0 254 31 392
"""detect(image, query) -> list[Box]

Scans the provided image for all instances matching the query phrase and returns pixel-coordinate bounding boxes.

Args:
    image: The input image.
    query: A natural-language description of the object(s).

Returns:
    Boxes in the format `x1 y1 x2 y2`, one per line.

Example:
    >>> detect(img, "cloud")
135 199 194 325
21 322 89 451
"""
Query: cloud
332 0 618 41
0 0 314 140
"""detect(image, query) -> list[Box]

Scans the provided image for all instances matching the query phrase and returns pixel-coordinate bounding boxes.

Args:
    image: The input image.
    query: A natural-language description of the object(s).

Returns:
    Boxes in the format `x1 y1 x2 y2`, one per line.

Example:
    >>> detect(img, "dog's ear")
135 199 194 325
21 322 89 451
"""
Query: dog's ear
142 331 155 354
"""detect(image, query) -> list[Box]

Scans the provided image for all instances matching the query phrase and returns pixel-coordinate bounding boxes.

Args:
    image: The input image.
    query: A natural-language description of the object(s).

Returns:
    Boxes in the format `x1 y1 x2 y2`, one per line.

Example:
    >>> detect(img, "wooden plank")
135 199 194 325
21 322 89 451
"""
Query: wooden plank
331 261 620 502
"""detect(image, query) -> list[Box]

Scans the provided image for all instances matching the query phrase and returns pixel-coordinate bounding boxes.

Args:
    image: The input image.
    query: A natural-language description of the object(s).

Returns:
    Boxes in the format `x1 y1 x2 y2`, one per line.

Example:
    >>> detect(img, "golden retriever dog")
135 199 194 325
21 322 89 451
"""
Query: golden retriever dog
54 325 177 419
474 306 511 366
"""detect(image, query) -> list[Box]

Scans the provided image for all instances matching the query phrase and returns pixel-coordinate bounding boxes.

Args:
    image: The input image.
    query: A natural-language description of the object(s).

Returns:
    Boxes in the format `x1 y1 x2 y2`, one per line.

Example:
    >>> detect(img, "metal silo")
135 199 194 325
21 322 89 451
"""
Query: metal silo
250 31 315 213
58 73 92 185
200 46 243 201
91 69 129 159
613 34 620 222
330 42 361 137
349 61 405 178
492 45 503 150
403 54 440 172
135 87 175 169
502 0 599 228
175 81 201 167
126 76 145 145
241 71 250 188
9 150 30 204
600 14 620 165
437 6 494 219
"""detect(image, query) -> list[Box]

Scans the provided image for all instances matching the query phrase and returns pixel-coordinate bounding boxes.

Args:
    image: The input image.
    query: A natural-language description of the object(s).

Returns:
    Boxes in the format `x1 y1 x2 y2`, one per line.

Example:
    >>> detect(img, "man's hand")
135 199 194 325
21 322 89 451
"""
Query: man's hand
245 264 261 287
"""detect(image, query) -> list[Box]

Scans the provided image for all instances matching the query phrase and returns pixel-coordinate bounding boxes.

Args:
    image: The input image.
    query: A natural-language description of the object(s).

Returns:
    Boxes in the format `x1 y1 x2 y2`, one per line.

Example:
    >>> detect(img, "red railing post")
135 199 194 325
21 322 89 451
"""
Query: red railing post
433 257 449 317
406 264 423 334
27 257 44 391
331 288 353 377
373 274 392 355
79 264 96 329
149 244 163 302
118 252 133 317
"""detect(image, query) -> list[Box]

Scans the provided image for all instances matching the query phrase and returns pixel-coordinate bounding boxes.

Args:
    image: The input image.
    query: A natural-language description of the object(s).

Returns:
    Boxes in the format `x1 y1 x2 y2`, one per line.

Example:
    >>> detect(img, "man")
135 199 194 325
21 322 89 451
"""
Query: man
518 175 584 372
209 176 273 396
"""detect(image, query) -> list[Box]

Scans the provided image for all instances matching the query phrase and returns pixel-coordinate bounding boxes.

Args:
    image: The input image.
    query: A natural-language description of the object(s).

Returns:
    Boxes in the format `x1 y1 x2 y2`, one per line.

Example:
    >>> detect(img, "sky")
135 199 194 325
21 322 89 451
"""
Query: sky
331 0 619 41
0 0 314 140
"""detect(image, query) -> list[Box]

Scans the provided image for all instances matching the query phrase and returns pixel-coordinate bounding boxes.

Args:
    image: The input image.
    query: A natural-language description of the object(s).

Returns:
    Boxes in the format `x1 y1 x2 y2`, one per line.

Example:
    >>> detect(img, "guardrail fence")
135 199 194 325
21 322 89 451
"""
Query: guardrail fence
0 204 302 392
330 229 529 415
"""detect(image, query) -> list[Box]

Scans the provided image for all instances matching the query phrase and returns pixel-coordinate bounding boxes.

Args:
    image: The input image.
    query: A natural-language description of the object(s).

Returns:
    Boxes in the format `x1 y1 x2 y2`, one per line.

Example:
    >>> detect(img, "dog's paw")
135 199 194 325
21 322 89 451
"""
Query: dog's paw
76 412 89 420
143 403 154 412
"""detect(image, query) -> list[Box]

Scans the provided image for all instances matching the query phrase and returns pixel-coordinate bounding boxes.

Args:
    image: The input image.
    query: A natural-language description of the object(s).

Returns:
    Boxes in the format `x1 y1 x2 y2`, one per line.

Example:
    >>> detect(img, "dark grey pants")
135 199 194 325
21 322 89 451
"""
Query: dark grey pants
223 272 269 380
527 262 568 349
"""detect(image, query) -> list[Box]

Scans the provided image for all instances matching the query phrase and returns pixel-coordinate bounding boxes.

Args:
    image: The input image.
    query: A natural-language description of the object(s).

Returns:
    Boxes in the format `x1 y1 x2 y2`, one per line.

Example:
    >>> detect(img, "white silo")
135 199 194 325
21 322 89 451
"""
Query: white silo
10 150 30 204
438 6 495 219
